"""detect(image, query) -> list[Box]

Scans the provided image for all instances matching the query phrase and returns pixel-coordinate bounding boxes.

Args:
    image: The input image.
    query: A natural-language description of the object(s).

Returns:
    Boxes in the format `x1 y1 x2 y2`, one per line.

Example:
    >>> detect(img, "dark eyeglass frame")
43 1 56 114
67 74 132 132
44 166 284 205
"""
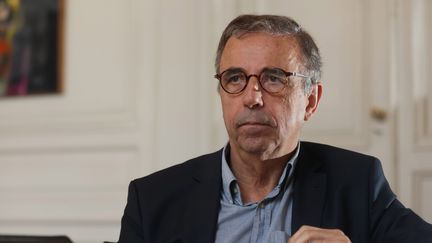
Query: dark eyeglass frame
214 67 312 94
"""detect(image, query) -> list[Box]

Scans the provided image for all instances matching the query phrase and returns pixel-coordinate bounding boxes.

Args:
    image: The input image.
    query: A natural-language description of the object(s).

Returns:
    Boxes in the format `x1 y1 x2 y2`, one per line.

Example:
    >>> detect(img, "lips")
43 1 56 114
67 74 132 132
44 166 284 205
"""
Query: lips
238 121 271 127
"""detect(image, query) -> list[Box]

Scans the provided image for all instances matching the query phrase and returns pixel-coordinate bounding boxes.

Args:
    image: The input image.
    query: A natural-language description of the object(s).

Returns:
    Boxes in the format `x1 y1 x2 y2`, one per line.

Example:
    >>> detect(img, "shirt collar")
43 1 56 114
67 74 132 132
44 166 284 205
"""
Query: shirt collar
221 142 300 205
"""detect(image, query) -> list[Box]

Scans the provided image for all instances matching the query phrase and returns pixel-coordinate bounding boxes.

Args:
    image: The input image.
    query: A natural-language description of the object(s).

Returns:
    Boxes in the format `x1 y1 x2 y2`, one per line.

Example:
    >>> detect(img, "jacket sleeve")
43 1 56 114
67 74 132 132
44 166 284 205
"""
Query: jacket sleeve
118 180 148 243
369 159 432 242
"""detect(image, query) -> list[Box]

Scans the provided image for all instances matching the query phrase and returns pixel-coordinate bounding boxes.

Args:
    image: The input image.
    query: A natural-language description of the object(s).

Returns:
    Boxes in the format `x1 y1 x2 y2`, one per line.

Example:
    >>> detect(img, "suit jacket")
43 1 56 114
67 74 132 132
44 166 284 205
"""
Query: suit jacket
118 141 432 243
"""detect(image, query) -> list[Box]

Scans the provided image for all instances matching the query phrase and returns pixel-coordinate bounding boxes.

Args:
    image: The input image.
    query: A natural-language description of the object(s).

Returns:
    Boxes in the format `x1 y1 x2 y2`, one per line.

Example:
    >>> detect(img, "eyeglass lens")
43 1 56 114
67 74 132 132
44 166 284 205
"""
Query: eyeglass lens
220 68 289 94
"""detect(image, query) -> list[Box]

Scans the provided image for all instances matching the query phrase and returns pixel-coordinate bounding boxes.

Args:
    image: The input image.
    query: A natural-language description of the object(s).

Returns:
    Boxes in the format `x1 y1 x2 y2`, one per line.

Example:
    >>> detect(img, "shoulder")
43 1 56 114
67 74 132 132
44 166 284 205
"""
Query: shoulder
298 141 394 202
299 141 383 179
130 149 223 191
300 141 379 166
300 141 376 161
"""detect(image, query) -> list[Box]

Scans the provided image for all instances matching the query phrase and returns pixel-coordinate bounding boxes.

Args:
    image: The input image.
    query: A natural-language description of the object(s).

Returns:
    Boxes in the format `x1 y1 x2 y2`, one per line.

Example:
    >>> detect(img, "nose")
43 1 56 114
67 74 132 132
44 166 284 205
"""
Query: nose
242 77 264 109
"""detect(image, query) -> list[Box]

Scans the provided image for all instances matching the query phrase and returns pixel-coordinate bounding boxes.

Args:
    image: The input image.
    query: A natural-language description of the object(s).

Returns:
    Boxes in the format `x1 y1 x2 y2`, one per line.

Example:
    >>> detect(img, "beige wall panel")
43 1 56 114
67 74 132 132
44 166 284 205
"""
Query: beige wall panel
397 0 432 215
0 1 140 242
0 0 138 133
413 171 432 222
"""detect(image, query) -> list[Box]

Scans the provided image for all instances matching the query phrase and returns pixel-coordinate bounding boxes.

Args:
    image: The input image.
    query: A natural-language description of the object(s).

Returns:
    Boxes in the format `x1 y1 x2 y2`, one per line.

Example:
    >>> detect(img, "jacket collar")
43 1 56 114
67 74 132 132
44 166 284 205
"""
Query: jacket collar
182 149 223 243
291 141 327 233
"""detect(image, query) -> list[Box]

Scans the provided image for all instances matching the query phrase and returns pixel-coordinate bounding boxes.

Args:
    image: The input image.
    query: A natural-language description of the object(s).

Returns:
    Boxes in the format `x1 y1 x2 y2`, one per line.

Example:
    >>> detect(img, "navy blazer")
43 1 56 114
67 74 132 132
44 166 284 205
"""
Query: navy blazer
118 141 432 243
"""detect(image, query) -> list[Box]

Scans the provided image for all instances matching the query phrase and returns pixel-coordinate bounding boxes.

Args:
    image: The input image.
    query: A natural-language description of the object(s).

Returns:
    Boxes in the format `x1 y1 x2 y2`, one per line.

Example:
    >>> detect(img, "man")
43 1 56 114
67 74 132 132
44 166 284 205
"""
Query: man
118 15 432 243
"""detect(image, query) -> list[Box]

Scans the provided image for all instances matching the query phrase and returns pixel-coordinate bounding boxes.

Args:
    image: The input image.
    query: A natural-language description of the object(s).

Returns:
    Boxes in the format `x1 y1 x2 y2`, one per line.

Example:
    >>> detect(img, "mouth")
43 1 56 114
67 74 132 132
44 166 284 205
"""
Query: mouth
238 122 272 128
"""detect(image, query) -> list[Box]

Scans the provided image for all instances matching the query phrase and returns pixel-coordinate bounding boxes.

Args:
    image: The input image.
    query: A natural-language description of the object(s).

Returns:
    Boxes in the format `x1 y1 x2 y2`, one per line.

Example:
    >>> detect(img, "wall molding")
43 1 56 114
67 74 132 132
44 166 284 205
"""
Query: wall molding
411 0 432 150
412 170 432 221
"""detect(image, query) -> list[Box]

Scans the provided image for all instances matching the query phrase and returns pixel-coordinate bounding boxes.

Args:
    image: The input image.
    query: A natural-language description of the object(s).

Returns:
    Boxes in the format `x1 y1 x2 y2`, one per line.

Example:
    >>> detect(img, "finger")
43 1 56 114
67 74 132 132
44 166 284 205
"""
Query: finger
288 225 351 243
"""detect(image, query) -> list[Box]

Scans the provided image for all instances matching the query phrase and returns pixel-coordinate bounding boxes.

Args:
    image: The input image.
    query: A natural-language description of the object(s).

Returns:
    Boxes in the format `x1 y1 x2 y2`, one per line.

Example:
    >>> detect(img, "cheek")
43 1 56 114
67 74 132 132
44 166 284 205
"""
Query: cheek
277 94 306 126
221 97 237 127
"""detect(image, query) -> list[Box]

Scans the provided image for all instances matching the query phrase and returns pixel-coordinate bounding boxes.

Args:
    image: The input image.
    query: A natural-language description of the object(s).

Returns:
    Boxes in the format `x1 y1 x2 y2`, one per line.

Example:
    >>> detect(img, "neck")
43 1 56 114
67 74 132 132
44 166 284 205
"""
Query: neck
228 145 296 204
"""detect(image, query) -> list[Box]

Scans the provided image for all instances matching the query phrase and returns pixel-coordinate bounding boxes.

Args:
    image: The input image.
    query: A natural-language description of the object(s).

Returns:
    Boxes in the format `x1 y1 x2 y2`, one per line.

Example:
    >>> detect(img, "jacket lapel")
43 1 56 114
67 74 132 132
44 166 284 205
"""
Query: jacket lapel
292 143 327 233
182 150 223 243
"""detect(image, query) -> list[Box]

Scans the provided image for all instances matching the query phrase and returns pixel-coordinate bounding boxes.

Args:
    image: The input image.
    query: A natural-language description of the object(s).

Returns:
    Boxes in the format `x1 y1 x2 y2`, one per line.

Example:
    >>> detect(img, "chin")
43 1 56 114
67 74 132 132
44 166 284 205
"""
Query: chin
238 138 278 156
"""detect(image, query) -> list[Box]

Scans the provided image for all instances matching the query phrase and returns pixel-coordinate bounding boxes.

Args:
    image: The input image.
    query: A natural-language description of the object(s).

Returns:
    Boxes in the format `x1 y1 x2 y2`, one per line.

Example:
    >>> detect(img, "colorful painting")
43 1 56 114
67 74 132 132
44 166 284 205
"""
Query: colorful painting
0 0 63 97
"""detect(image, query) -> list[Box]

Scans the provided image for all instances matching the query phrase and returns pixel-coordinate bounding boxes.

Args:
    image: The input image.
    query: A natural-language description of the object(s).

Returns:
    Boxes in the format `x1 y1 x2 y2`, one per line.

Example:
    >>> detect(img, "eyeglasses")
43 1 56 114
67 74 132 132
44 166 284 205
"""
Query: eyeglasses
214 67 311 94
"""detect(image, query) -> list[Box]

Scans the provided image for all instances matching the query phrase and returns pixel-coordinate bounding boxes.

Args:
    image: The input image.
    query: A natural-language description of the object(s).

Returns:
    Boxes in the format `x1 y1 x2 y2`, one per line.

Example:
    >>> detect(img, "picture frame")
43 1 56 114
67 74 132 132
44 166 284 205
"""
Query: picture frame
0 0 64 97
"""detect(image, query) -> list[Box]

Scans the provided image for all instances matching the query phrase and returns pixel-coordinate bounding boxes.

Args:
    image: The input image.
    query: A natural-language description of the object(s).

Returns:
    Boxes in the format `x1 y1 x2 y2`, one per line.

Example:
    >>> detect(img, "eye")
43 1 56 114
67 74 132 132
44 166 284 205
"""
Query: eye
227 74 242 83
262 70 287 84
267 74 284 83
222 72 245 84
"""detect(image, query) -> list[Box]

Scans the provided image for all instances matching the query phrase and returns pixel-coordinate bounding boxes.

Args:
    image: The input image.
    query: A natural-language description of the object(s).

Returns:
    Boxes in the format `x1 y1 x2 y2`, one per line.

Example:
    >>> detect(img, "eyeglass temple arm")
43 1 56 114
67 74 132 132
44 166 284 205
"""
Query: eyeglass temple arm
291 72 309 78
291 72 318 84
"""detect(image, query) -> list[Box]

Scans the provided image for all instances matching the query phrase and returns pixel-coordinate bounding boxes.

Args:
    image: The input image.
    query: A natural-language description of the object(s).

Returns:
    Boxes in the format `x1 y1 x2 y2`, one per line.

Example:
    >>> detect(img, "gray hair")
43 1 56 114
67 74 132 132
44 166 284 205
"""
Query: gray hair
215 15 322 92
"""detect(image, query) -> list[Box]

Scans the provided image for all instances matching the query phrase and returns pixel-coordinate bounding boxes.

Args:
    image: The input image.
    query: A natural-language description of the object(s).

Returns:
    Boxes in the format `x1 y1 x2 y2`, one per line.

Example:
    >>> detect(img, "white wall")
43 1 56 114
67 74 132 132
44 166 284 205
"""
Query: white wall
0 0 223 242
0 0 431 242
1 1 143 242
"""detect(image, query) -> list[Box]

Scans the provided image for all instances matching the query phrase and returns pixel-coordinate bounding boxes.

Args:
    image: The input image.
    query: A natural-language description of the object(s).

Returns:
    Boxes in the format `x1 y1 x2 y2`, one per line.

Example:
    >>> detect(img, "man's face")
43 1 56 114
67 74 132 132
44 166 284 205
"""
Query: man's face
219 33 321 159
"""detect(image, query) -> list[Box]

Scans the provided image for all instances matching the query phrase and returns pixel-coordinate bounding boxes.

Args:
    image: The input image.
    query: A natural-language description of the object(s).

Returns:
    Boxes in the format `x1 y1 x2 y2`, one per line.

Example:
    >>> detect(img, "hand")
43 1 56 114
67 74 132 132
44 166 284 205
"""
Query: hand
288 225 351 243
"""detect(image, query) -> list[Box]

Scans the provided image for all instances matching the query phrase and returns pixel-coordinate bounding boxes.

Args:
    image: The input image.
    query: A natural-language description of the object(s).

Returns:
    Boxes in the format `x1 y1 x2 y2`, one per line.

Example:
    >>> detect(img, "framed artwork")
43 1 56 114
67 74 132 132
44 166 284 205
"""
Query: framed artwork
0 0 64 97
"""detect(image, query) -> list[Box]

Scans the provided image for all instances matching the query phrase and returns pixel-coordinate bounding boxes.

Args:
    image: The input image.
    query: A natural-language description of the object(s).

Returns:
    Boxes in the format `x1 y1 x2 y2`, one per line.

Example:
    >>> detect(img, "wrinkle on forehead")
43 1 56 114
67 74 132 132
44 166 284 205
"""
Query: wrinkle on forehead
219 33 305 74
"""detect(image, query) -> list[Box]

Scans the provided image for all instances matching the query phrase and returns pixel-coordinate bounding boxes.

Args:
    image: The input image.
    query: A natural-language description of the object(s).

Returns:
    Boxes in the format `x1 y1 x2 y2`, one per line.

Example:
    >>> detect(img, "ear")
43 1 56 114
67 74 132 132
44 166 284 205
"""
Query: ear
304 83 322 121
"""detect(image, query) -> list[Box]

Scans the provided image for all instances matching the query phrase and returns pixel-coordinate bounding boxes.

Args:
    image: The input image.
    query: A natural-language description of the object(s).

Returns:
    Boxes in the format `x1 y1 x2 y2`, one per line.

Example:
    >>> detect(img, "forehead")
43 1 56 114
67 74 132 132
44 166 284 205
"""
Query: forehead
220 33 302 72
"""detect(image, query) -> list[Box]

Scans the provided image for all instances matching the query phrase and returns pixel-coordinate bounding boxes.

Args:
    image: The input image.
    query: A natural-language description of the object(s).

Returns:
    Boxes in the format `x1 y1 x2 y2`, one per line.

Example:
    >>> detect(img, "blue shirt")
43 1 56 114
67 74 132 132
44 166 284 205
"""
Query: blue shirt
215 144 299 243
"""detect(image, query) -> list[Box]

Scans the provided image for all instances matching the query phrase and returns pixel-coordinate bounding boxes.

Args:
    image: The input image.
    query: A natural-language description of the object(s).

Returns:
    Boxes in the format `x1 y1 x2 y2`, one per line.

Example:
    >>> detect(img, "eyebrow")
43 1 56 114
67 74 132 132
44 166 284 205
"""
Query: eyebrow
223 66 285 72
221 67 245 73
